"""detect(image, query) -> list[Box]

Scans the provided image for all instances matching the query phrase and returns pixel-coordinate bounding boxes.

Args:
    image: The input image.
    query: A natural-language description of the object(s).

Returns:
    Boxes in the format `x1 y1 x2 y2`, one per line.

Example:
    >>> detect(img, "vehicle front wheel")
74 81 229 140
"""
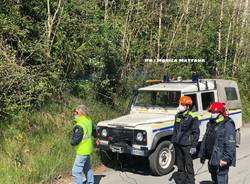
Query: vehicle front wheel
149 140 175 176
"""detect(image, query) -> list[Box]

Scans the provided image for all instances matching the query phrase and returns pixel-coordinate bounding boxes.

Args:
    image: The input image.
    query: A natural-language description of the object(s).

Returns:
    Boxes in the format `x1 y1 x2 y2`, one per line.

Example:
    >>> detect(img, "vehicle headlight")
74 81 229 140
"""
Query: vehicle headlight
101 129 108 137
136 132 143 142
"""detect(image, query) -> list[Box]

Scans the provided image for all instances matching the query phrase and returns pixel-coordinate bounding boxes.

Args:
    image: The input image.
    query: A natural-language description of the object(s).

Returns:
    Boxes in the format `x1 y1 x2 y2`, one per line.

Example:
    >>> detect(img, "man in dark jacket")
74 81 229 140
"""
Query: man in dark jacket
172 96 200 184
199 102 236 184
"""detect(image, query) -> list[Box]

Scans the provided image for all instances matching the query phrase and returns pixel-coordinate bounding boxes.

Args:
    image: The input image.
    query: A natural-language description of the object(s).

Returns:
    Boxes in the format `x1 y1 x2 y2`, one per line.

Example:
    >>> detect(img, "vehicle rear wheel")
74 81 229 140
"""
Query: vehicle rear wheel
149 140 175 176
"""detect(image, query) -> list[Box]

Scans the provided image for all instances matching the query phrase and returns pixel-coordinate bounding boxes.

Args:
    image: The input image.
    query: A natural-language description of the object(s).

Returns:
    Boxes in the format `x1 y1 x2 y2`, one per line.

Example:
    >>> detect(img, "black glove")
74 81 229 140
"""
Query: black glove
200 158 205 164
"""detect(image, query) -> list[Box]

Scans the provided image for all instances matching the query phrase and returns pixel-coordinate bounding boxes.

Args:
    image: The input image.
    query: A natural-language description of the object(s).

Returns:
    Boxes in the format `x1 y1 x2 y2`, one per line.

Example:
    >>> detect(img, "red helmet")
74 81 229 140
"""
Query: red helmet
179 96 192 105
208 102 227 115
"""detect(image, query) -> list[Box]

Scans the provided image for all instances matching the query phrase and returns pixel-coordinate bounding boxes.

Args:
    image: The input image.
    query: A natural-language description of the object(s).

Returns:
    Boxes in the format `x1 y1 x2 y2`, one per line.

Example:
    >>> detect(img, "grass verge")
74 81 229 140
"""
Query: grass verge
0 94 125 184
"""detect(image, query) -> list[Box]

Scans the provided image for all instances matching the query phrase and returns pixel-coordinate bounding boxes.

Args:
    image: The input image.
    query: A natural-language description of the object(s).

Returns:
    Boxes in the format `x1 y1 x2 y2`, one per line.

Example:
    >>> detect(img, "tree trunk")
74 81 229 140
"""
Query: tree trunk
216 0 224 76
224 1 237 75
157 0 163 59
46 0 62 58
47 0 52 57
232 0 248 75
104 0 109 21
218 0 224 54
185 0 190 49
167 0 190 58
223 21 232 75
237 0 249 65
196 0 207 47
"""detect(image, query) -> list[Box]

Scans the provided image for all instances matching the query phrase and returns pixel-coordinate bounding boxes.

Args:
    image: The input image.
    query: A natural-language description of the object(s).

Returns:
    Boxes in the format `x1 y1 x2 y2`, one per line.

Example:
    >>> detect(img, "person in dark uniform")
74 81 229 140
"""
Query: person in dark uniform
172 96 200 184
199 102 236 184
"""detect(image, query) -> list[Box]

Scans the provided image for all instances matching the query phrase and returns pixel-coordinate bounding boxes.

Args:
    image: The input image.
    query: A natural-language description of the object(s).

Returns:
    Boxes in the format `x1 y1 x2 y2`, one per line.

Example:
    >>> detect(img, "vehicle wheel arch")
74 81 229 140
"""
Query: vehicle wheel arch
150 130 173 152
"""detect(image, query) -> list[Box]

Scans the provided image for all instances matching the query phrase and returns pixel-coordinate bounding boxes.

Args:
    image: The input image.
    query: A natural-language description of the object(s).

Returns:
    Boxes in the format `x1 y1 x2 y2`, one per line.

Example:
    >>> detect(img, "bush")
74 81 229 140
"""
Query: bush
0 61 59 119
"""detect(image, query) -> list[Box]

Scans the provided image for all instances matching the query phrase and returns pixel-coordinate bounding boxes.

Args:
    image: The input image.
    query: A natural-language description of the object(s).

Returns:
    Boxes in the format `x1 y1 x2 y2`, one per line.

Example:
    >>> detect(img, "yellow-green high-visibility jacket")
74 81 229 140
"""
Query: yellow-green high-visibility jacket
74 115 93 155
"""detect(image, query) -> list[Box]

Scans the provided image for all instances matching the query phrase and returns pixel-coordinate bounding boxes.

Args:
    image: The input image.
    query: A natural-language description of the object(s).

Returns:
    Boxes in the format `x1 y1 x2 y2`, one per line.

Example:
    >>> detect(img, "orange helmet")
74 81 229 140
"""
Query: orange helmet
179 96 193 105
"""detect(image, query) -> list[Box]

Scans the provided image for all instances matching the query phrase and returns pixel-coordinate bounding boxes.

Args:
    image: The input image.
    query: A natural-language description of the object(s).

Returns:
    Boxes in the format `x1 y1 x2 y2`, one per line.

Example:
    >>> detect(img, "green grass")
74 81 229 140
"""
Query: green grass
0 94 124 184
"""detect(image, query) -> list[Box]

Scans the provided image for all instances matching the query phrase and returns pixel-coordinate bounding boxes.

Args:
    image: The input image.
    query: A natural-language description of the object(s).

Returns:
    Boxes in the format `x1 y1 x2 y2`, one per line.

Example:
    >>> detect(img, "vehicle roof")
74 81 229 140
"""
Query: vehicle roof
138 79 241 109
138 79 235 93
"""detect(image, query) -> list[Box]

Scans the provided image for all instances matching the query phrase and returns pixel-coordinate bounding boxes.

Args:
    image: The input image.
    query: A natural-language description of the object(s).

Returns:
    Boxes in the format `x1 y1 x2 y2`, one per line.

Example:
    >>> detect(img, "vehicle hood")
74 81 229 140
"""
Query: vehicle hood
98 112 175 128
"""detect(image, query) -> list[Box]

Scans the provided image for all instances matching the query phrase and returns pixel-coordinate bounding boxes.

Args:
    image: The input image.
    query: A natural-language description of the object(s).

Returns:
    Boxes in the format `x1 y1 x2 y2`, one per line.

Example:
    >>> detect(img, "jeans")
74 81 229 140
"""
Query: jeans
72 155 94 184
208 164 229 184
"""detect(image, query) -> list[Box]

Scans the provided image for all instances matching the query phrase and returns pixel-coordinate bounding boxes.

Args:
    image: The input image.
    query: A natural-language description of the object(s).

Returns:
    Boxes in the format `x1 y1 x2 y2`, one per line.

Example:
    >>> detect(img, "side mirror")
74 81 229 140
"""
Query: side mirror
133 84 138 96
126 85 139 114
133 85 138 92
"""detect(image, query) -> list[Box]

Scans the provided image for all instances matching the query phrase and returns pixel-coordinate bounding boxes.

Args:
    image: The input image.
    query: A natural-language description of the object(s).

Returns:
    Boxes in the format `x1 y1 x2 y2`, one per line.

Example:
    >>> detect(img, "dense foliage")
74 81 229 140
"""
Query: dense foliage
0 0 249 118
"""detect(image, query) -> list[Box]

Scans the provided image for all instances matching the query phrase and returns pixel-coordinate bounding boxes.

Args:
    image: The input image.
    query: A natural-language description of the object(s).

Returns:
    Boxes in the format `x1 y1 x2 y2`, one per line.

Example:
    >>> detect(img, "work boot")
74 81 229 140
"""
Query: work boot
175 171 187 184
186 173 195 184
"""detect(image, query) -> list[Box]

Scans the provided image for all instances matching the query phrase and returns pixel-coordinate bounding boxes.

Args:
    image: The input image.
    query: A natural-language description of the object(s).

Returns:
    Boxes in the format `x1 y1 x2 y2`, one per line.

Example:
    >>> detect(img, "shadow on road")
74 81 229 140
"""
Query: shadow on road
103 154 175 176
104 154 153 176
94 175 106 184
82 175 105 184
168 172 213 184
199 181 214 184
168 171 186 184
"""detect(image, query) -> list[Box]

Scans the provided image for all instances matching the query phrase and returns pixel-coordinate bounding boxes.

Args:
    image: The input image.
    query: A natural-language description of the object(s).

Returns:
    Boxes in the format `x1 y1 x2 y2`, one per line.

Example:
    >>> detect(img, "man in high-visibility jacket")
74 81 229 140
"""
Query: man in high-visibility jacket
71 105 94 184
172 96 200 184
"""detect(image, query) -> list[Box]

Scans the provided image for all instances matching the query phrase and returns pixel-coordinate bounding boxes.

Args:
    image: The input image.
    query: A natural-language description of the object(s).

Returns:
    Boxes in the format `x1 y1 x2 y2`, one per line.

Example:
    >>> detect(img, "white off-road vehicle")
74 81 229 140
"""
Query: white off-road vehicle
96 75 242 175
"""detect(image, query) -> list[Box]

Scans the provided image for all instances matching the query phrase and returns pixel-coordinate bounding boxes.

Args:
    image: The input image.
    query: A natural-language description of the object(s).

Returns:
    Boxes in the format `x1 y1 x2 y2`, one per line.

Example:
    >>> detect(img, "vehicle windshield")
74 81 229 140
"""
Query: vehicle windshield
134 91 181 108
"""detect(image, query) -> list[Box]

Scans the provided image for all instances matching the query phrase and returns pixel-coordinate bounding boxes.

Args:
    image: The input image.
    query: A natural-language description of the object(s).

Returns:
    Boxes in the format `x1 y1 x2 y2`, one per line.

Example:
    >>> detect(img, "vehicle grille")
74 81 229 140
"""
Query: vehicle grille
108 128 134 145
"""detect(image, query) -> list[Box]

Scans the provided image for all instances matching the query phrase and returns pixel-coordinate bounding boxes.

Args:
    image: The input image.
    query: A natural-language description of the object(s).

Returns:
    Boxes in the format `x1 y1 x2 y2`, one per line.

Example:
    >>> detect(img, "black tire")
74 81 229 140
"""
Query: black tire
149 140 175 176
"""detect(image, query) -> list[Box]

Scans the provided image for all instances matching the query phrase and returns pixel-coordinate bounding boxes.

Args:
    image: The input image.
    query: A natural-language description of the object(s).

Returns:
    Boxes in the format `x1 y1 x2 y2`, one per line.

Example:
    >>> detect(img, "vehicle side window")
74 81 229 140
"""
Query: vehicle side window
225 87 238 100
135 91 181 108
201 92 215 110
156 91 180 107
186 94 198 112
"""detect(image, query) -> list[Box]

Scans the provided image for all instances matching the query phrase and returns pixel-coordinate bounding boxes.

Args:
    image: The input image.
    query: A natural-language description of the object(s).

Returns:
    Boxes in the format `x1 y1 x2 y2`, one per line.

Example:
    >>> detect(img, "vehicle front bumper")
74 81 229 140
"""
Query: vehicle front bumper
97 140 149 157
